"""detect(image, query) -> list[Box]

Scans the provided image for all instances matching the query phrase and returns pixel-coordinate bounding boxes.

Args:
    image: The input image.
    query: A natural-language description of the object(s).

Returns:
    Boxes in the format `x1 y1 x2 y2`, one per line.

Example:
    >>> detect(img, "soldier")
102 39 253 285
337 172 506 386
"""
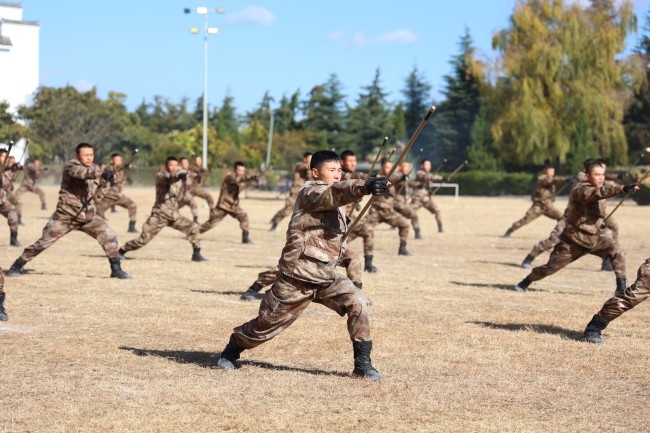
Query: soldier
513 161 638 293
177 157 199 223
270 152 312 231
199 161 257 244
364 159 412 256
95 153 139 233
0 150 22 246
14 158 48 214
0 265 6 321
6 143 131 279
411 159 445 233
392 161 423 239
339 150 378 273
189 156 215 209
504 165 568 238
582 257 650 344
215 150 387 381
119 156 206 262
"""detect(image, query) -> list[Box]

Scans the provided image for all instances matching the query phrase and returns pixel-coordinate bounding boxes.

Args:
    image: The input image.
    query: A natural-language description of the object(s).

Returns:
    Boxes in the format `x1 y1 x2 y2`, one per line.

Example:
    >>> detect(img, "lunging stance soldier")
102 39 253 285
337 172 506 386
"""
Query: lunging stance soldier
0 150 21 246
411 159 445 233
96 153 138 233
14 158 48 213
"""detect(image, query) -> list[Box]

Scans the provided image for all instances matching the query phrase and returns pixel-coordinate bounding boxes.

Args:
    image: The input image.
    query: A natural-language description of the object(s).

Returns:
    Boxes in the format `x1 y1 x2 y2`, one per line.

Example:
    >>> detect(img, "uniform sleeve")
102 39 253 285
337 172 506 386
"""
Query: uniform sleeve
301 180 368 213
575 183 624 203
65 161 101 180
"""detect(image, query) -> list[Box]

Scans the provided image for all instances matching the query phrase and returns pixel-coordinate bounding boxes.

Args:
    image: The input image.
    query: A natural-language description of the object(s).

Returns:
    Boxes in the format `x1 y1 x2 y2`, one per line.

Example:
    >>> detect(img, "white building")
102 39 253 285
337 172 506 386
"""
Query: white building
0 2 39 158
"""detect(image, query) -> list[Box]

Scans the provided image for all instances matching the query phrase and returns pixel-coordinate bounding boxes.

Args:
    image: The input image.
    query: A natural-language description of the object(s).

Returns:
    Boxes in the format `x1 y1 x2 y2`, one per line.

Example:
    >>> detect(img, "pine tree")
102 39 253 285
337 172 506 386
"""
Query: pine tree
301 73 346 149
624 8 650 157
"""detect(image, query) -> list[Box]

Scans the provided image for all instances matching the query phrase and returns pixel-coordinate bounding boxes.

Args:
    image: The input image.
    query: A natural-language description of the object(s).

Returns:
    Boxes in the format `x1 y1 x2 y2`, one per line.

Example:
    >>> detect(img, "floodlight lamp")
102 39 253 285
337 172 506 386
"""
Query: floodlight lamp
197 6 208 14
190 27 200 34
207 27 219 34
216 8 225 14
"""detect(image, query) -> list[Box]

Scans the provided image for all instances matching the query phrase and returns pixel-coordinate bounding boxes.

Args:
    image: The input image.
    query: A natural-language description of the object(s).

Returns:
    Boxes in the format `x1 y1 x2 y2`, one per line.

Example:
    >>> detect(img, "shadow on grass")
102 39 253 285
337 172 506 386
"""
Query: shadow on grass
469 321 584 341
450 281 591 297
190 289 244 296
119 346 349 377
471 260 523 269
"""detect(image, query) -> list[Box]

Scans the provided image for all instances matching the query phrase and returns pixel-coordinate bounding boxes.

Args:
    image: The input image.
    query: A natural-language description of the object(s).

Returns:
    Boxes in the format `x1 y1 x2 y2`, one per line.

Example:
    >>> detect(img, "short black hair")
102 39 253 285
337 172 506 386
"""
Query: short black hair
166 156 178 164
582 158 595 169
595 158 609 166
179 157 188 163
543 164 555 171
340 150 356 161
421 159 431 165
76 143 93 154
111 153 121 159
310 150 340 170
303 152 313 158
586 161 604 174
234 161 246 169
0 149 7 155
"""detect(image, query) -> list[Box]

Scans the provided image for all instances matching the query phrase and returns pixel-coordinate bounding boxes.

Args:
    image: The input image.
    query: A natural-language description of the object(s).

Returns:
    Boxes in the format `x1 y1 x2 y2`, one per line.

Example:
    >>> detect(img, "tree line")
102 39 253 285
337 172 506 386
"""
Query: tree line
2 0 650 175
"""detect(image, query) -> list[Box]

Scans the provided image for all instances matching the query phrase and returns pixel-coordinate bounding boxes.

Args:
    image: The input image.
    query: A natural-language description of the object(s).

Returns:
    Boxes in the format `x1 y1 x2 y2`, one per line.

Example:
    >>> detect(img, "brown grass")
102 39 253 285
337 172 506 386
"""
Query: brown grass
1 186 649 432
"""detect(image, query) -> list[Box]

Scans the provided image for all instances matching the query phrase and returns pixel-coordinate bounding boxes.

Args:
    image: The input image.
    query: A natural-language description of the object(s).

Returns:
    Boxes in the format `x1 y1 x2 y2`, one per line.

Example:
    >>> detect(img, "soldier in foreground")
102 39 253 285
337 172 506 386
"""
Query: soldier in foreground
216 150 387 381
0 150 22 246
411 159 445 233
504 165 568 238
199 161 257 244
15 158 47 213
119 156 206 262
6 143 131 279
270 152 312 231
582 257 650 344
95 153 139 233
513 161 638 293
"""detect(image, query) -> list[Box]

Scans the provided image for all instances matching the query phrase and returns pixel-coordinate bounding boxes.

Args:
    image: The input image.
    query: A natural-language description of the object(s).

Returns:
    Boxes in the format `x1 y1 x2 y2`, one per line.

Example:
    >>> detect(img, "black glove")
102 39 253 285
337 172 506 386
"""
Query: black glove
623 183 638 194
364 176 389 196
12 163 22 171
178 172 187 181
250 175 258 182
101 171 114 182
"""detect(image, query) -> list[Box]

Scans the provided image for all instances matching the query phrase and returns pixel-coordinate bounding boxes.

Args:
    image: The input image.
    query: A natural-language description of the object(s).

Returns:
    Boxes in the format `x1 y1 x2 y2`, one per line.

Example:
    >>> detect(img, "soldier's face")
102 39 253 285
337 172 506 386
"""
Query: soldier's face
0 153 5 164
341 155 357 173
34 160 41 167
195 157 202 167
76 148 95 167
112 156 122 167
587 166 605 188
421 161 431 172
235 166 245 176
313 161 341 185
381 162 393 175
167 160 179 173
180 159 189 170
400 163 411 174
544 168 555 178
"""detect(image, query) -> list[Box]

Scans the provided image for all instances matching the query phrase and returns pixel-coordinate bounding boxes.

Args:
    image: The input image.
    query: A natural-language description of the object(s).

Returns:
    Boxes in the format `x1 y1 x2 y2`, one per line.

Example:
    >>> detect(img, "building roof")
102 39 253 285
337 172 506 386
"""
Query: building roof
0 35 12 46
0 2 22 8
0 17 38 26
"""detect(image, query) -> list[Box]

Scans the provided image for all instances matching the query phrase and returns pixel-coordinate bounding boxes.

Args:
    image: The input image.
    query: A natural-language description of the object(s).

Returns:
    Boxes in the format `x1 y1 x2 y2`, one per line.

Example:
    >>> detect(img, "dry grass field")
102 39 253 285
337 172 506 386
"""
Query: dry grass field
1 185 649 433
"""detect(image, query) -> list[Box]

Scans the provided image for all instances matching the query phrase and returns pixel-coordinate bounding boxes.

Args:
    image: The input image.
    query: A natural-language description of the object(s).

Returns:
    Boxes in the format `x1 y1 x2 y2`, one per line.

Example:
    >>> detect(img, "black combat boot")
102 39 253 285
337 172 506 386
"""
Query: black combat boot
118 248 127 260
514 277 532 292
270 220 278 232
242 230 253 244
109 258 132 280
0 292 8 321
216 336 245 371
414 228 423 240
398 241 411 256
521 254 535 269
353 282 362 289
615 276 627 297
193 216 199 224
10 232 21 247
41 203 47 211
6 258 26 276
192 247 207 262
364 255 380 273
18 215 24 226
582 314 609 344
352 341 381 381
601 258 614 272
437 222 444 233
504 228 514 238
127 221 138 233
240 282 263 301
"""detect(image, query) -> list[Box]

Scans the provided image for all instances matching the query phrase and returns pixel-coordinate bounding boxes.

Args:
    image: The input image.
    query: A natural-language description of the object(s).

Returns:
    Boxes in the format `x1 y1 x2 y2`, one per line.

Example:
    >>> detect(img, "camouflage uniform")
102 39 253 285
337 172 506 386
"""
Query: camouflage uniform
199 172 254 235
15 162 47 210
364 173 411 255
177 169 199 221
121 170 200 253
188 164 215 208
0 166 21 243
270 161 311 227
229 179 372 350
505 173 567 236
0 264 6 320
596 258 650 322
391 171 421 235
518 181 627 290
13 159 121 264
95 164 137 223
410 170 444 232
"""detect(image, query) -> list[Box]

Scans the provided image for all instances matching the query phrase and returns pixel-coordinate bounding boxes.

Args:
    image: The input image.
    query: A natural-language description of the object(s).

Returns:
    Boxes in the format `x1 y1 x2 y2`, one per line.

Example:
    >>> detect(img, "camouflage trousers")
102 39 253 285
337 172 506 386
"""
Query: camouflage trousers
527 229 626 282
199 206 249 233
0 265 4 293
271 195 296 225
0 200 19 234
96 193 137 222
15 183 46 207
394 196 419 231
411 190 442 227
231 272 371 350
345 221 373 256
122 209 200 251
178 195 198 219
508 200 563 233
365 207 410 251
254 246 362 288
189 186 215 209
529 217 620 259
597 258 650 322
19 210 120 262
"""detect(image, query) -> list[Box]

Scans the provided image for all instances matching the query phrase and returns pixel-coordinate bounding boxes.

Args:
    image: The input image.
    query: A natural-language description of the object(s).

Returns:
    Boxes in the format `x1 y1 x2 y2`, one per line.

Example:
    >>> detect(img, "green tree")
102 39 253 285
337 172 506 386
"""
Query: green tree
0 101 27 145
301 73 346 149
274 90 300 134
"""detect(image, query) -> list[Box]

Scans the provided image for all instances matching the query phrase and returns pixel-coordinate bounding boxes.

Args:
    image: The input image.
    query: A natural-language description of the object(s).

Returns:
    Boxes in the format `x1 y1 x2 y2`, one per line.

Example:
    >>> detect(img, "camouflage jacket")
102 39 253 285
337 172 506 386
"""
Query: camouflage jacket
532 174 567 204
56 159 107 221
0 166 18 204
278 179 368 284
103 164 127 198
414 170 444 191
370 173 400 211
391 172 420 201
341 170 366 218
216 172 255 212
21 162 41 188
190 165 208 188
290 161 311 196
562 181 624 249
153 170 187 218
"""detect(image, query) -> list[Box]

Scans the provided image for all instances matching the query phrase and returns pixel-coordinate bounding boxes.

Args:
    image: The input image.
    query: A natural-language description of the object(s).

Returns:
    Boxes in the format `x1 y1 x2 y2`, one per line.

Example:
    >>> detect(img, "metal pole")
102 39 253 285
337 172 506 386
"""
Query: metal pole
202 12 209 169
265 107 274 169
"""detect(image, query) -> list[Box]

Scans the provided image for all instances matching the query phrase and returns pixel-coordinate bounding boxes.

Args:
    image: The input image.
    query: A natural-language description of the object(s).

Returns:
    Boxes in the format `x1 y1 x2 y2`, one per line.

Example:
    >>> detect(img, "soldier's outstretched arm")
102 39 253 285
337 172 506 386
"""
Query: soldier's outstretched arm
67 162 101 180
302 180 374 213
